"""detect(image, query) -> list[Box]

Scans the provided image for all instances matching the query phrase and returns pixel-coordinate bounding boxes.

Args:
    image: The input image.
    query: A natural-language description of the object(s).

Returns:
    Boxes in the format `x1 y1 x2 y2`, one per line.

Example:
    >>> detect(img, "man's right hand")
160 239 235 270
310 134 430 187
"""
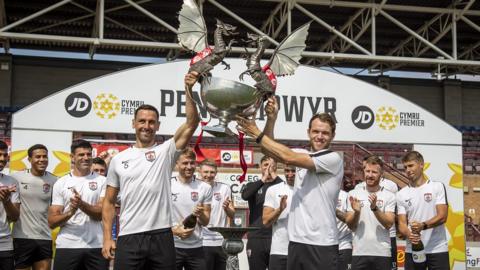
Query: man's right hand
173 225 195 240
102 239 116 260
279 195 288 212
265 96 279 119
409 232 421 245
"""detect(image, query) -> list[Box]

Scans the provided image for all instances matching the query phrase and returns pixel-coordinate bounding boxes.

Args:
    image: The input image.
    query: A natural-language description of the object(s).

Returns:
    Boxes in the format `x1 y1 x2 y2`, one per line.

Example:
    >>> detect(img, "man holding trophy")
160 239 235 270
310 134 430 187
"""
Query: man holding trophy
101 72 201 270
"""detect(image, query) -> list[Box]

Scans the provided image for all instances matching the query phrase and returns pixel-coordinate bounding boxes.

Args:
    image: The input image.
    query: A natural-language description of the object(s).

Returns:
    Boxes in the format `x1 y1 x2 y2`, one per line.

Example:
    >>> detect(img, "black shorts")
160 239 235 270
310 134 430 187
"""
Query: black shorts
269 254 287 270
338 249 352 270
351 255 391 270
114 228 175 270
390 237 397 270
404 252 449 270
287 242 338 270
14 238 52 268
204 246 227 270
175 247 206 270
0 250 14 270
53 248 108 270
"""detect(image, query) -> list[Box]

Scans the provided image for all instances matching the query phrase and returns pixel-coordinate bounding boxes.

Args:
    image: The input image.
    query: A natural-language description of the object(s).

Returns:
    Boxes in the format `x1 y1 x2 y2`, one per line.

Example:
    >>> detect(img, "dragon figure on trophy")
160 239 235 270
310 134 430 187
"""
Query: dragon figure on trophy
177 0 237 80
239 22 311 99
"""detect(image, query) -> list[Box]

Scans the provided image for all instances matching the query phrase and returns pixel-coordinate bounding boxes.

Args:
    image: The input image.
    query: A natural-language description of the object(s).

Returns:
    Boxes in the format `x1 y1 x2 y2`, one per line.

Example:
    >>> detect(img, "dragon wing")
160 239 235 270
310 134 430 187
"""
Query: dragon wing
177 0 208 52
268 22 311 76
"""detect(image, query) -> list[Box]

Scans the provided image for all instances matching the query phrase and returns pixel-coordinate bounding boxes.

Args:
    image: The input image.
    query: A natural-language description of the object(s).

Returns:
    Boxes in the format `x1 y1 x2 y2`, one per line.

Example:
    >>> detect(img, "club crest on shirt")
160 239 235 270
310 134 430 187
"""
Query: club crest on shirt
191 191 199 201
424 193 432 202
42 183 51 193
376 199 384 208
89 181 98 191
145 151 156 162
214 192 221 201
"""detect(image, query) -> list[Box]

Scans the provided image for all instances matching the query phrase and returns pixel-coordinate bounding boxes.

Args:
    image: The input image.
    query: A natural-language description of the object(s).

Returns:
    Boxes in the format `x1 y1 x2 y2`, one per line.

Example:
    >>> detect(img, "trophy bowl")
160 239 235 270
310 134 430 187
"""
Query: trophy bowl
200 77 263 137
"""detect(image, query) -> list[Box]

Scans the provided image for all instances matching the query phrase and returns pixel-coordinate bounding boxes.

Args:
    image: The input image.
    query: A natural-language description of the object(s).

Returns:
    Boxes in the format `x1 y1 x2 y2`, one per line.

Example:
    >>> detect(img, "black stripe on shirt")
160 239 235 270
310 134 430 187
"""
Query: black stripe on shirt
309 150 333 157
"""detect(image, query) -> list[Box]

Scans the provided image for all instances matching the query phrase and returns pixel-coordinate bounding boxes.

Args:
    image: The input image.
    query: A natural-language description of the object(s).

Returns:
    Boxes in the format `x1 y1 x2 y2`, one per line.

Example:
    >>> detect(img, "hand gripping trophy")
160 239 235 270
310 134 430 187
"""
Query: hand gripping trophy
177 0 310 137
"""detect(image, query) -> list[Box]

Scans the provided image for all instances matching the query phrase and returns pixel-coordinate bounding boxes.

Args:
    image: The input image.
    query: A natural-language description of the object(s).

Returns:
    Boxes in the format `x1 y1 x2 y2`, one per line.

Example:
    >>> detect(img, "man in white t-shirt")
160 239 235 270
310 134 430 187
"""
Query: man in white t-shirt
11 144 57 270
263 164 295 270
171 148 212 270
345 155 396 270
199 159 234 270
236 112 343 270
48 140 107 270
102 72 200 270
335 188 352 270
0 140 20 270
397 151 449 270
355 156 399 270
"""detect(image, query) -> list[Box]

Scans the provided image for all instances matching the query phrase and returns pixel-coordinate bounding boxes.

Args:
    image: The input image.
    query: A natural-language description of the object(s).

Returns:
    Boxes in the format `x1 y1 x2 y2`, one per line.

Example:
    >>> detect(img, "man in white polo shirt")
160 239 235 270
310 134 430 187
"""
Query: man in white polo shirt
236 113 343 270
199 159 234 270
48 140 107 270
335 187 352 270
11 144 57 270
397 151 449 270
262 164 295 270
171 148 212 270
0 140 20 270
345 155 396 270
102 72 200 270
355 156 399 270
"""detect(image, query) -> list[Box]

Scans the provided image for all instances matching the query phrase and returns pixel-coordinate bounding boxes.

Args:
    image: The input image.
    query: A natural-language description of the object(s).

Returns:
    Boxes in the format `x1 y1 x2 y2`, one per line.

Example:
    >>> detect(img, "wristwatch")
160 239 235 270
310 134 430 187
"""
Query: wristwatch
371 206 378 211
422 222 428 230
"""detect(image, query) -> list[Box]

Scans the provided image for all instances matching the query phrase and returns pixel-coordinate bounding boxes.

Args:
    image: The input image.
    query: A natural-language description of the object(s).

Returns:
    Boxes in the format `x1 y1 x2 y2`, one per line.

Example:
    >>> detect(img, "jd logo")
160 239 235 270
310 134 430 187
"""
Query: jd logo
351 105 374 129
222 152 232 162
65 92 92 117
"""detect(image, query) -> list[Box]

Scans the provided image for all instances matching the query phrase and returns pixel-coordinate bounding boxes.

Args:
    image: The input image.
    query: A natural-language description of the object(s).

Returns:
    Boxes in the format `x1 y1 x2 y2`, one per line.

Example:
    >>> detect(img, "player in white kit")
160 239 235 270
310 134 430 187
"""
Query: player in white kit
199 159 234 270
345 155 396 270
262 164 295 270
335 188 353 270
397 151 449 270
171 148 212 270
102 72 200 270
11 144 57 270
0 140 20 270
48 140 107 270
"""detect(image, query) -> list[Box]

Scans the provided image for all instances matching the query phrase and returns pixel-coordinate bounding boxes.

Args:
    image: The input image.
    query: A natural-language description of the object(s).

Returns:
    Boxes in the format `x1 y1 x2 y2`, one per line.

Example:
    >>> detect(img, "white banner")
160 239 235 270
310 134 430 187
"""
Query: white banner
467 246 480 268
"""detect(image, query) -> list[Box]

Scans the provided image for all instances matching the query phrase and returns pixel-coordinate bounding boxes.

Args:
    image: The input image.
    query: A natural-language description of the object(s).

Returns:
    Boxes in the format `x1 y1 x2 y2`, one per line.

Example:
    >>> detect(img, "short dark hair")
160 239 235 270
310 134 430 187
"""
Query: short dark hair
134 104 159 120
177 147 196 161
260 155 275 165
364 155 384 169
71 140 92 154
199 159 217 170
92 157 106 167
308 113 336 134
28 144 48 158
402 151 424 163
0 140 7 151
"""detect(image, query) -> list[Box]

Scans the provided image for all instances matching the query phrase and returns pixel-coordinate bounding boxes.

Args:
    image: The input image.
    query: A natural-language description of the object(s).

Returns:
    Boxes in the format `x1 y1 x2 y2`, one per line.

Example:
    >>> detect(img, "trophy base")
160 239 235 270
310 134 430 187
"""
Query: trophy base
202 125 235 137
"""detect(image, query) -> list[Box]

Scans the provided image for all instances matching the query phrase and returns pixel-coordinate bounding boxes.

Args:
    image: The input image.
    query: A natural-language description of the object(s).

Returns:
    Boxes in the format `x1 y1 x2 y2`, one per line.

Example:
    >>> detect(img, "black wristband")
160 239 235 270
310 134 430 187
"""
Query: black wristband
422 222 428 230
256 132 265 144
371 206 378 212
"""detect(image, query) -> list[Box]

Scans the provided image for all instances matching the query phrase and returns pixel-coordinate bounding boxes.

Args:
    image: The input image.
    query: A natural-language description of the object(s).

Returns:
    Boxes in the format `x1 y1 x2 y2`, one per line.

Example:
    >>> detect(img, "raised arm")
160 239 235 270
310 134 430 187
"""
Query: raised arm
263 195 287 227
262 96 278 139
174 72 201 150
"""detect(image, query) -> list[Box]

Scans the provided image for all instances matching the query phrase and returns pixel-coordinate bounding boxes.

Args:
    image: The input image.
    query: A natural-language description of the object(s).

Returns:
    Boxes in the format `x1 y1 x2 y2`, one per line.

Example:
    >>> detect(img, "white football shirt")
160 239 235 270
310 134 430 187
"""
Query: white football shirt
355 177 399 237
264 181 293 256
51 172 105 249
336 190 352 250
203 181 231 247
12 170 57 240
171 176 212 249
396 180 448 253
288 149 343 246
0 174 20 251
106 139 180 236
347 186 396 257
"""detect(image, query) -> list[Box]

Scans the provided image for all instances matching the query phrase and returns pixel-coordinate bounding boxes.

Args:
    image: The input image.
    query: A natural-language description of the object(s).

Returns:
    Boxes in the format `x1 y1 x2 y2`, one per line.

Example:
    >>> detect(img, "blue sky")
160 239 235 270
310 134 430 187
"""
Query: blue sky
2 48 479 82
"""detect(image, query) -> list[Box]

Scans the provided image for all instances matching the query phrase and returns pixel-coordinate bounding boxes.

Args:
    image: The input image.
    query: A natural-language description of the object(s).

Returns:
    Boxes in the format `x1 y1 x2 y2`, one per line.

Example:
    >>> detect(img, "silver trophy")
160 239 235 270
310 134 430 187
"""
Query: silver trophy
178 0 310 137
